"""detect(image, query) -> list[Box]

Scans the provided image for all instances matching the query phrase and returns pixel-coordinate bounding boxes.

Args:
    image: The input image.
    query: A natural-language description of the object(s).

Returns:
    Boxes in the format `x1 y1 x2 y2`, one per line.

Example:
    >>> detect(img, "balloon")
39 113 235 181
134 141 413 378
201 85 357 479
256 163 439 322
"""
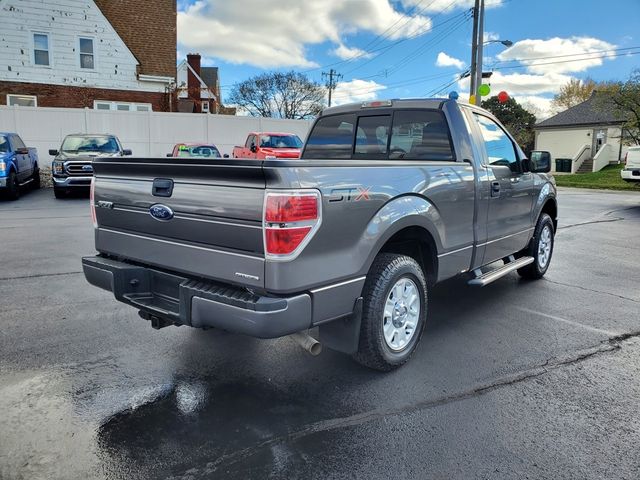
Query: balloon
448 91 459 100
498 91 509 103
478 84 491 96
469 94 477 105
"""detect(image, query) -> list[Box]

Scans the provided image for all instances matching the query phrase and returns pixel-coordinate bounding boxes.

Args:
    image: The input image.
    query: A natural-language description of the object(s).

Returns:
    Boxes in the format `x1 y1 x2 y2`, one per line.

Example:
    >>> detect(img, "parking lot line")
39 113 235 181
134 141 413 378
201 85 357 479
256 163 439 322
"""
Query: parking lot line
515 306 620 337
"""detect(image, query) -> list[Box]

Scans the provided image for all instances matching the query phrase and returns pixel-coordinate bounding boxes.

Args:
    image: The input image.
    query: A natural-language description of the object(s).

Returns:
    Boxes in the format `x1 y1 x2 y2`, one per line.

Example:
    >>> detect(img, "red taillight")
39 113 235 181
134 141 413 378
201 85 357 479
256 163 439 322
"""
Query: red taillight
265 193 318 223
90 177 97 228
264 191 320 257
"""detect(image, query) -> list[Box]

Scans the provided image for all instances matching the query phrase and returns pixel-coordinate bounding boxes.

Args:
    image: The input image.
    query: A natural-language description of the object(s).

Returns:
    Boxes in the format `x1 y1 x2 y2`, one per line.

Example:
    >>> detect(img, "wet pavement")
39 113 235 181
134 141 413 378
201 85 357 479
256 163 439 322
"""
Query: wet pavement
1 187 639 479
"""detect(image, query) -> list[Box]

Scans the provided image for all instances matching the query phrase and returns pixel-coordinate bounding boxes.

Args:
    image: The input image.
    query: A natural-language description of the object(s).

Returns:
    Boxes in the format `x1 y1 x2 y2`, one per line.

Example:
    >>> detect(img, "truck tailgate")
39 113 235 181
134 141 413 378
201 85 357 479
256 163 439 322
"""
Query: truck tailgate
92 157 266 288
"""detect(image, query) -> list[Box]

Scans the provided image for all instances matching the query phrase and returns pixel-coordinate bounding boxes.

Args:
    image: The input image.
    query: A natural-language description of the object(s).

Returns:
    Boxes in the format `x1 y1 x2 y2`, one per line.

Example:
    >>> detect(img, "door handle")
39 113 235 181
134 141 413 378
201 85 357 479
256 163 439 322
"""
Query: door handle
152 178 174 197
491 181 500 197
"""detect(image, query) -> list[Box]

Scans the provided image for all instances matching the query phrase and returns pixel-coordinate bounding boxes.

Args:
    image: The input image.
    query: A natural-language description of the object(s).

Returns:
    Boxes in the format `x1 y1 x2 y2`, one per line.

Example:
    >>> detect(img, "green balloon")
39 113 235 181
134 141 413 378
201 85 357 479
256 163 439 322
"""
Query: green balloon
478 84 491 96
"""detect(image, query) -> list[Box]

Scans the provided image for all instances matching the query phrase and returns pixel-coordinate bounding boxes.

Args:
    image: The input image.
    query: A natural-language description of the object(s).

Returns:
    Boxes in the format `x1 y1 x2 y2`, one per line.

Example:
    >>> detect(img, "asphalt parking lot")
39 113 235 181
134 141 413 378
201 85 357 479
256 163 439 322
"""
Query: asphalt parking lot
1 187 639 480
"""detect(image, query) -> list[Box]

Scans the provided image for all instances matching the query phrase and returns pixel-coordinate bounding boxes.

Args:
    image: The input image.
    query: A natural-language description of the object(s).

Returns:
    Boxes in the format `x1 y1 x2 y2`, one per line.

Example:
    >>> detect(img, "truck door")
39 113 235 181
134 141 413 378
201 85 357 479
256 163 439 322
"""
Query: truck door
246 134 256 158
471 113 534 264
10 135 31 181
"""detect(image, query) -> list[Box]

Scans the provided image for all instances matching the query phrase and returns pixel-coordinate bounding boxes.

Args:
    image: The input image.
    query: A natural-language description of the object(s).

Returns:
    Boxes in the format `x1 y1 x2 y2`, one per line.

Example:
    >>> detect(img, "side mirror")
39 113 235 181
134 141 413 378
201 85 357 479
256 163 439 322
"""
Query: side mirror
529 151 551 173
49 149 59 156
122 149 132 156
223 154 229 158
250 145 257 153
16 147 29 154
166 153 173 157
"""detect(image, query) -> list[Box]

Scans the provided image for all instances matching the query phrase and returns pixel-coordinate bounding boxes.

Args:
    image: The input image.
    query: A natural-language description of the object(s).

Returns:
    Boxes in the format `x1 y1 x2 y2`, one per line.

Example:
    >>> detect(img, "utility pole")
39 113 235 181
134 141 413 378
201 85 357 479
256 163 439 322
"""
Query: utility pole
469 0 480 105
323 69 342 107
475 0 485 107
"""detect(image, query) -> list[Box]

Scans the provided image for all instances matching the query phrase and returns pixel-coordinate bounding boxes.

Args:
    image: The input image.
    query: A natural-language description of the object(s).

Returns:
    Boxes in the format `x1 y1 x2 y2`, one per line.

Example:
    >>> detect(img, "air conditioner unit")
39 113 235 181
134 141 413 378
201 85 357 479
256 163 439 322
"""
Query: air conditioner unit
201 102 210 113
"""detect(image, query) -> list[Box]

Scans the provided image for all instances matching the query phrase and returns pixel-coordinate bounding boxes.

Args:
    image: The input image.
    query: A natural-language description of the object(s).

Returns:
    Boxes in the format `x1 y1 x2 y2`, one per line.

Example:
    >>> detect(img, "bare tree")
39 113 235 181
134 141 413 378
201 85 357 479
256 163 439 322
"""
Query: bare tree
228 71 325 119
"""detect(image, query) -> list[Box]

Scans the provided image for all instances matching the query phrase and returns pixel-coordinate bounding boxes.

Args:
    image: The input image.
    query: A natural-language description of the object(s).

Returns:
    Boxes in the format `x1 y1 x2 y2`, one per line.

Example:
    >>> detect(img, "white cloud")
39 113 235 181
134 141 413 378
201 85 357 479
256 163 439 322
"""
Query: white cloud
436 52 465 69
401 0 503 12
458 71 573 96
333 44 372 60
483 31 500 42
516 96 555 120
331 79 387 106
498 36 617 74
178 0 432 68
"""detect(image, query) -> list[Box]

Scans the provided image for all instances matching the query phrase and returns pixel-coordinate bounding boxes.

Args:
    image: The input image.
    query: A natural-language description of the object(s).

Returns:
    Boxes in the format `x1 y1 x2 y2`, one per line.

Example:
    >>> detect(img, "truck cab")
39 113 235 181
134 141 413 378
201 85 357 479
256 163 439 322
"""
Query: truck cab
232 132 303 159
0 132 40 200
50 134 131 199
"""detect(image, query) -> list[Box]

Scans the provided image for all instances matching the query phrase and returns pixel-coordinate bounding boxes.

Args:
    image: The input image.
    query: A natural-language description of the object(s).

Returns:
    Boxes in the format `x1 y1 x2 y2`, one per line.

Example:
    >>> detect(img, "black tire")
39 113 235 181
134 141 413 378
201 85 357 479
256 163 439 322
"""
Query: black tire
31 165 41 190
5 170 20 200
517 213 555 280
54 187 67 199
353 253 428 371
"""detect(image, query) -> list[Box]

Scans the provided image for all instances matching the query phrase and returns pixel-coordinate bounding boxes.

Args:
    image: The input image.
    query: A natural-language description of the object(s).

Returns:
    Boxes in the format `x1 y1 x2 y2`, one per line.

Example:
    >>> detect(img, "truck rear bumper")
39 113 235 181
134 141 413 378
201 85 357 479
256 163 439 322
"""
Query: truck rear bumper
82 255 312 338
621 168 640 181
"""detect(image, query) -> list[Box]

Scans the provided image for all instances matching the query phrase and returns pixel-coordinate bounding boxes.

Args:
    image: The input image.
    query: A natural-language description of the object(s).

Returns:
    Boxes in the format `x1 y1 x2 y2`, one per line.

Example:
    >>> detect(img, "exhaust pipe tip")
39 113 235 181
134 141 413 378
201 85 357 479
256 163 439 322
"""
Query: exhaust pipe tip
290 331 322 356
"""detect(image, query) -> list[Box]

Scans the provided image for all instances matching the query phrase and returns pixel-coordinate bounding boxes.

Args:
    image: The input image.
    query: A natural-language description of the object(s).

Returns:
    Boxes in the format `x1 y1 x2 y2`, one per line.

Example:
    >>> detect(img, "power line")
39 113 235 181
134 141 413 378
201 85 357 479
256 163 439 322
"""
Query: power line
492 50 640 71
490 45 640 67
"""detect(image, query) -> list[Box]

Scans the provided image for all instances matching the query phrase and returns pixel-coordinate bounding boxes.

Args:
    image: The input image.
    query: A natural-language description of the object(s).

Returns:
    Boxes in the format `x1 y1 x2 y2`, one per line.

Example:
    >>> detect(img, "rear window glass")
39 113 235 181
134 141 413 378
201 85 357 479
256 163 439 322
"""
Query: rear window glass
302 113 356 159
303 109 454 161
355 115 391 157
390 110 454 161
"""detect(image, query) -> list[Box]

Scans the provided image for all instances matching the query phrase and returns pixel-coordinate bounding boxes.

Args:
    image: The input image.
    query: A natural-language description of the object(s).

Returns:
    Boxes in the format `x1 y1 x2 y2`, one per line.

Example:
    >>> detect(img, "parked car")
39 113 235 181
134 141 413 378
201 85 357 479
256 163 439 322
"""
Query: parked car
50 134 131 199
621 146 640 183
0 132 40 200
167 143 222 159
82 98 557 371
232 132 302 159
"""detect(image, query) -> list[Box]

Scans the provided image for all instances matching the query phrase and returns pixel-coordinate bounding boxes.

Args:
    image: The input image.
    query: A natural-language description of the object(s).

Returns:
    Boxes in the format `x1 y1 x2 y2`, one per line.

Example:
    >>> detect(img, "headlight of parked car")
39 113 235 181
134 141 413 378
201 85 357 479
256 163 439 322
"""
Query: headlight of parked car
0 161 6 174
53 161 64 174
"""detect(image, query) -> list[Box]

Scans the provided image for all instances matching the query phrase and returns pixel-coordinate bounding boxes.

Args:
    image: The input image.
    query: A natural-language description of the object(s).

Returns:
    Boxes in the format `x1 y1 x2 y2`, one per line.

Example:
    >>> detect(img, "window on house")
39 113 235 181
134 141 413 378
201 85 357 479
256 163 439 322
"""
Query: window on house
33 33 50 66
79 38 94 69
7 94 38 107
93 101 152 111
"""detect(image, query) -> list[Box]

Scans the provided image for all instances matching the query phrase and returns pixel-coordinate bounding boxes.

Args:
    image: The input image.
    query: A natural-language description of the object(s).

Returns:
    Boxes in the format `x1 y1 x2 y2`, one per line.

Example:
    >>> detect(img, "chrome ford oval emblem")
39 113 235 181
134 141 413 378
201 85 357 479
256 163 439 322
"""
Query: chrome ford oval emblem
82 164 93 172
149 204 174 221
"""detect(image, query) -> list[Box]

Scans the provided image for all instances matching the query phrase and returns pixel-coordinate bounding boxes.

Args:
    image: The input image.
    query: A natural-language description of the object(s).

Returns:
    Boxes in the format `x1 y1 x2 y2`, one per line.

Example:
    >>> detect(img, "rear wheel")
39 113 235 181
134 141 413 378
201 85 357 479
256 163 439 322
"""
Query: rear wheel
353 253 428 371
5 170 20 200
517 213 555 279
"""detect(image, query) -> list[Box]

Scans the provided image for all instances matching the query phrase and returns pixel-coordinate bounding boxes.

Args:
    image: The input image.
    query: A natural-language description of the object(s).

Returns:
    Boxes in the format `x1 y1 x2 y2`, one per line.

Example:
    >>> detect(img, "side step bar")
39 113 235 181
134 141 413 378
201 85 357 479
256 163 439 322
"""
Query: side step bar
468 256 534 287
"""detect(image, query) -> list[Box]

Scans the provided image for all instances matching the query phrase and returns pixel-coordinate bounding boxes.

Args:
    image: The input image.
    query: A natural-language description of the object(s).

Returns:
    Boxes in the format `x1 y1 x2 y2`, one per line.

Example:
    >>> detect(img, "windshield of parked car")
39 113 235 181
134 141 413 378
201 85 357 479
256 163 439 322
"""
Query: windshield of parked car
61 136 119 154
0 136 8 154
259 135 303 149
176 145 221 158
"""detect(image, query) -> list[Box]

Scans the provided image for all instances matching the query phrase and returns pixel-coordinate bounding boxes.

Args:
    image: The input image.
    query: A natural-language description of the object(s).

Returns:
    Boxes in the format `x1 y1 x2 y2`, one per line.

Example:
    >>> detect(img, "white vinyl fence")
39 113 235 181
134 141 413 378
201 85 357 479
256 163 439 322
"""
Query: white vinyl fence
0 105 313 162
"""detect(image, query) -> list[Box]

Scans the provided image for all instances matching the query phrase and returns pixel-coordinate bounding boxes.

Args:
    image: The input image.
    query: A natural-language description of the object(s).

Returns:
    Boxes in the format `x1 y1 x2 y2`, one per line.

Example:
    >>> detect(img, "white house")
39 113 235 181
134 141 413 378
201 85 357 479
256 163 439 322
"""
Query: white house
0 0 176 111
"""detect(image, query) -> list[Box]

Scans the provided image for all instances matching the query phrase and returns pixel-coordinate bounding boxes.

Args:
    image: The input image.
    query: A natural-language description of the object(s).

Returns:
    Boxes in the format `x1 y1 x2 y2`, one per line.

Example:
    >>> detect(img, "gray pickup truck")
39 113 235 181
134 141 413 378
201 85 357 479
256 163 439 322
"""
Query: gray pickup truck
82 99 557 371
50 134 131 199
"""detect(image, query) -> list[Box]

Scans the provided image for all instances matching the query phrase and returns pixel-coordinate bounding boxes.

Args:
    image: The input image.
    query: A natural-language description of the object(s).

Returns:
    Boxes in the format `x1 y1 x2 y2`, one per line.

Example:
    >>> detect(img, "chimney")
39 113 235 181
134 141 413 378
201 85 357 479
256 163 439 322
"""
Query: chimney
187 53 201 112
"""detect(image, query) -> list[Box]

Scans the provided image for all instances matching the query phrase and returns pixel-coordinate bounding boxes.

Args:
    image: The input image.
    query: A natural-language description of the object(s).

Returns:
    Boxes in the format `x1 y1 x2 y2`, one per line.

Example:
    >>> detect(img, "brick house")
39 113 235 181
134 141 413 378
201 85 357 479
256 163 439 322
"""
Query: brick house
176 54 220 114
0 0 176 112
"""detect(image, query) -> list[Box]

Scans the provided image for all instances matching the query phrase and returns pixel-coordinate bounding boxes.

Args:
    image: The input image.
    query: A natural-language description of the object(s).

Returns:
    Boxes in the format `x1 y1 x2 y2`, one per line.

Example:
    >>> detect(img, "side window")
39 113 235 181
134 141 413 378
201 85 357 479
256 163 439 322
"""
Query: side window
354 115 391 157
302 113 356 159
11 135 26 150
474 114 518 172
245 135 255 148
390 110 454 161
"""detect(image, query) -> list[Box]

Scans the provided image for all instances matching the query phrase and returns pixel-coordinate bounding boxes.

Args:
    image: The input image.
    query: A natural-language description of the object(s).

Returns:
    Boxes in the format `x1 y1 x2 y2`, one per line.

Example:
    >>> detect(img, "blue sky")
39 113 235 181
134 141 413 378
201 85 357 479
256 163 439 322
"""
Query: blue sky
177 0 640 118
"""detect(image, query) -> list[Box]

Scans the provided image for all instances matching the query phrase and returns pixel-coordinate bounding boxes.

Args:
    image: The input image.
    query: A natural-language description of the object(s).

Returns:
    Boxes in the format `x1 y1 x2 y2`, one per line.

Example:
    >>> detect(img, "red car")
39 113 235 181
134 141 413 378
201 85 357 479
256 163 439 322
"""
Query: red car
232 132 303 159
167 143 222 158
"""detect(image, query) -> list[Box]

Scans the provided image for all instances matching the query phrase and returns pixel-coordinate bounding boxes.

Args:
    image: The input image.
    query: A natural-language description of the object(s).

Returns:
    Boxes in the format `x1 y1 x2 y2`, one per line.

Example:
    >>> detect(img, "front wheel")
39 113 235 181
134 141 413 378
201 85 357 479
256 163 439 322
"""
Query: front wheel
31 165 41 190
5 171 20 200
518 213 555 279
53 187 67 199
353 253 428 371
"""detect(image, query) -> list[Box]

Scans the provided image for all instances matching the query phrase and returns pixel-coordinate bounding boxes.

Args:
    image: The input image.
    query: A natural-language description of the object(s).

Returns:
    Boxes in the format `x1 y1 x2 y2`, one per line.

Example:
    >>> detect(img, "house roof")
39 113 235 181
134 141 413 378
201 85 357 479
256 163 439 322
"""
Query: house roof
536 92 625 129
200 67 219 90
